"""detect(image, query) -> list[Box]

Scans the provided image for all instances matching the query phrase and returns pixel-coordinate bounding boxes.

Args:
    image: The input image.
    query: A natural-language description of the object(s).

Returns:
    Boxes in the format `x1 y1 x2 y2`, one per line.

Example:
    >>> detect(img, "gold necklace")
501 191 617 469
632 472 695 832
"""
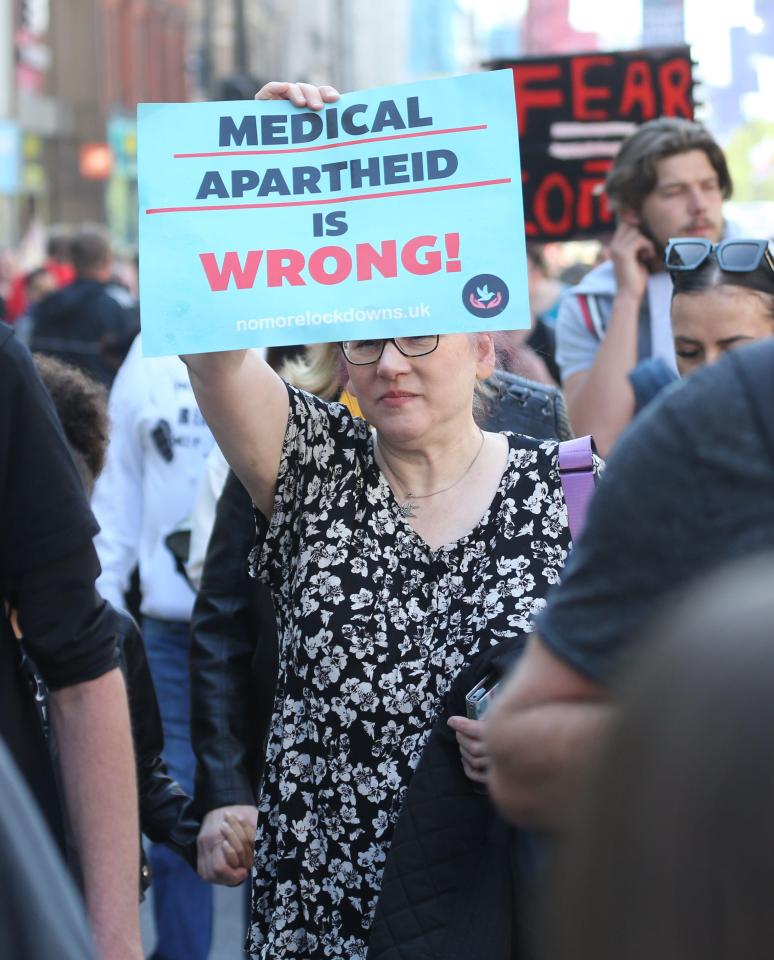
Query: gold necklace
377 430 486 519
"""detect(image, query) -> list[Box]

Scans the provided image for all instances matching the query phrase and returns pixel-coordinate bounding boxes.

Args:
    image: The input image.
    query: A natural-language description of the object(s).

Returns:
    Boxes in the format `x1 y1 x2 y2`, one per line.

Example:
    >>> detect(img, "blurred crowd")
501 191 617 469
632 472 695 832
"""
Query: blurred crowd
0 222 140 385
2 79 774 960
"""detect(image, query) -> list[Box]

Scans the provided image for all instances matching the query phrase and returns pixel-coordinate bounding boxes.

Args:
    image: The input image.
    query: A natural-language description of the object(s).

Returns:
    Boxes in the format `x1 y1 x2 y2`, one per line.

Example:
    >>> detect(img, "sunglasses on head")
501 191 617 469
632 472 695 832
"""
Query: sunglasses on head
665 238 774 275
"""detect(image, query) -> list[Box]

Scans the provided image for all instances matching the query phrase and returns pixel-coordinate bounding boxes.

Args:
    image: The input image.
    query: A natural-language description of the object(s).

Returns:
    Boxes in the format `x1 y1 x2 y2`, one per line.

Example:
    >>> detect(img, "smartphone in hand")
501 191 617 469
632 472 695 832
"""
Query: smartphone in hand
465 671 502 720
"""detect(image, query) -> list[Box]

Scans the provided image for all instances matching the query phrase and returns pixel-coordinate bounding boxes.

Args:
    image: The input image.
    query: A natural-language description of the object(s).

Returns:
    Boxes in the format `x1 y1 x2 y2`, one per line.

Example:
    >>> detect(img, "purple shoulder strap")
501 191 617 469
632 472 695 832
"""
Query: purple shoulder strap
558 435 596 543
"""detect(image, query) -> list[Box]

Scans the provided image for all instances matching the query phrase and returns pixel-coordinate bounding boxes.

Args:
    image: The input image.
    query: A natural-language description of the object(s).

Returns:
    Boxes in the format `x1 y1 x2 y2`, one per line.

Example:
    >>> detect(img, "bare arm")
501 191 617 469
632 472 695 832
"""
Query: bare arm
182 82 340 517
182 349 288 517
50 668 142 960
563 221 654 457
484 635 612 829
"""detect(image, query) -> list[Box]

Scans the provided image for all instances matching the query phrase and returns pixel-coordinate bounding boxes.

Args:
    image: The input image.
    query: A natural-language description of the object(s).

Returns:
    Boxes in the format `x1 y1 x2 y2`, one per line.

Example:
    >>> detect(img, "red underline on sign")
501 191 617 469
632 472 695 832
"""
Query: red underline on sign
173 124 488 158
145 177 513 215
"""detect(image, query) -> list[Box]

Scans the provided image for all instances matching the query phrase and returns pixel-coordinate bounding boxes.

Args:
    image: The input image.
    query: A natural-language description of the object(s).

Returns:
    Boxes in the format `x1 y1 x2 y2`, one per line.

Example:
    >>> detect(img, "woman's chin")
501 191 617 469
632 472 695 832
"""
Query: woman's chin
370 412 428 446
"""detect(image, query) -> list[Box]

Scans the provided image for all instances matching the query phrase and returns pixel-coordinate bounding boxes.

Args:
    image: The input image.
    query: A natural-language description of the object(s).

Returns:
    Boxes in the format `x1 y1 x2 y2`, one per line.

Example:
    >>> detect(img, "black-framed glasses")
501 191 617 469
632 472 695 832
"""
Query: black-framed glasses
340 335 440 365
665 237 774 275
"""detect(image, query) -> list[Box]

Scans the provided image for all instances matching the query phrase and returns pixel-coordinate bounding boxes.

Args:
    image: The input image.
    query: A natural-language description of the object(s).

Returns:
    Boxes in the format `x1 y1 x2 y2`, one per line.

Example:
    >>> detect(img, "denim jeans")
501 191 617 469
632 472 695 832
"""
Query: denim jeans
143 616 213 960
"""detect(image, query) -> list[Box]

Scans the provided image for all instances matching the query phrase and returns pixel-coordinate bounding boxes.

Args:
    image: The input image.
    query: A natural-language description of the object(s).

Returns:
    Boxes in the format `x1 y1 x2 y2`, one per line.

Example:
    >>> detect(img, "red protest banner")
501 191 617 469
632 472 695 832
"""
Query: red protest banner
488 46 695 241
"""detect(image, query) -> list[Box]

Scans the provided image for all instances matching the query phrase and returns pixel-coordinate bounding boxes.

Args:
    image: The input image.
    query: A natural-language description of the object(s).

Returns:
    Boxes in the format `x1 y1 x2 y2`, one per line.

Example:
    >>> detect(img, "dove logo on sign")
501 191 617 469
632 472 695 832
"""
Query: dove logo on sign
462 273 509 318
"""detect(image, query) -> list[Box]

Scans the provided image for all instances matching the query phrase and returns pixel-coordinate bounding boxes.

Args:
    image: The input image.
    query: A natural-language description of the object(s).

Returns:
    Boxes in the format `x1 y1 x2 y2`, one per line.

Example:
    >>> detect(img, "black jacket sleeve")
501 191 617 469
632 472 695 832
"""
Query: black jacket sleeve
190 469 279 815
115 605 199 866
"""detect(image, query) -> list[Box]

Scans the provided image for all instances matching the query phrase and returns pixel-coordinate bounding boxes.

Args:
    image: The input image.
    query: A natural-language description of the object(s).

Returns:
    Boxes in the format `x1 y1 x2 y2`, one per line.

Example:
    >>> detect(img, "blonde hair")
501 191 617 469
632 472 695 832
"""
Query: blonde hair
279 342 346 401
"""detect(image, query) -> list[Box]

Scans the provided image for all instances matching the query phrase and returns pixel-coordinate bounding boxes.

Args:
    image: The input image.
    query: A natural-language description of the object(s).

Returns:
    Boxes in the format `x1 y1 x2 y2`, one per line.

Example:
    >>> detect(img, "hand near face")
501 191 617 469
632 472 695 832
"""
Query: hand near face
447 715 490 784
610 219 657 301
255 81 340 111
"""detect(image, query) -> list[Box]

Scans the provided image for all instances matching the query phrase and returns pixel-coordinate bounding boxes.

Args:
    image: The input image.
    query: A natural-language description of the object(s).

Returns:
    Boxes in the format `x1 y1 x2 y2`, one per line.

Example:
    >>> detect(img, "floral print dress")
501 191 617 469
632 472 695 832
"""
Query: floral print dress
246 385 583 959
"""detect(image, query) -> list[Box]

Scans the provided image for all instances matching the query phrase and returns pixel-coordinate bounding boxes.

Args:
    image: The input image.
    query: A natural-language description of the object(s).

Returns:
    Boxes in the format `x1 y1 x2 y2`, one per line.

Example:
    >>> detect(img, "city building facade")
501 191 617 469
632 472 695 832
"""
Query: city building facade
0 0 191 247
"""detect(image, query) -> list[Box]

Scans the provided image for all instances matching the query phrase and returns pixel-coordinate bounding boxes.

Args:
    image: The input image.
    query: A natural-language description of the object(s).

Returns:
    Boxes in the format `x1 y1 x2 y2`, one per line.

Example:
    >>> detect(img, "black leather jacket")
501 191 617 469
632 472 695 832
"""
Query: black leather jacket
115 607 199 868
189 373 571 817
190 469 278 815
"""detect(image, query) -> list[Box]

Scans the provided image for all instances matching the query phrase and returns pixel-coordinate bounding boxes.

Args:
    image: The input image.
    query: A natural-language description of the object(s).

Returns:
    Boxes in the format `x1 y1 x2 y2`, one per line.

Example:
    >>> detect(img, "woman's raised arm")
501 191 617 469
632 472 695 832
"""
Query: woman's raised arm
181 83 339 516
183 349 287 518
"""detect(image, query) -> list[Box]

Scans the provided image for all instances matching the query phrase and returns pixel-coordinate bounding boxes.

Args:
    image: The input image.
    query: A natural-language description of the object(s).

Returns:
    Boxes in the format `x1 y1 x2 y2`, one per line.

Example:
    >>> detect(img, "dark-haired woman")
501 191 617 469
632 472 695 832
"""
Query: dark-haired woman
629 237 774 411
668 236 774 373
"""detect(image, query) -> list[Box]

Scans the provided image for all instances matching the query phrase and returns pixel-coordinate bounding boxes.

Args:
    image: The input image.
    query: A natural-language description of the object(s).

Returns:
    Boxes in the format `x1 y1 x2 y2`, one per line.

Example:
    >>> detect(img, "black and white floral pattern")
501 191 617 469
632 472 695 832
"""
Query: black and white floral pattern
246 386 586 959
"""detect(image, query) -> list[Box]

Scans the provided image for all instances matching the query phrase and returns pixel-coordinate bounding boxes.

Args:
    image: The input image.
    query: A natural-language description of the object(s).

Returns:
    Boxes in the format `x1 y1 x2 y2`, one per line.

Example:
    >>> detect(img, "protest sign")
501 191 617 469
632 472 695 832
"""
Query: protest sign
488 46 695 241
138 70 529 357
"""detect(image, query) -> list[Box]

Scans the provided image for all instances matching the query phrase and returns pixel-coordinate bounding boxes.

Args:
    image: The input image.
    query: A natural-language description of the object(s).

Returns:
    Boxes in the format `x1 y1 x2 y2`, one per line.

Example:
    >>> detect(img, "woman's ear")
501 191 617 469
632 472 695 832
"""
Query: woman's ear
474 332 497 379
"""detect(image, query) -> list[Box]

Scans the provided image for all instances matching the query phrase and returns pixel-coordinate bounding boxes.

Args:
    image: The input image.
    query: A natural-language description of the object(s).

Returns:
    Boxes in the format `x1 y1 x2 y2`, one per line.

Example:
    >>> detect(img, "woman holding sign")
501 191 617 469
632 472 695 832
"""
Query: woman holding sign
185 81 598 960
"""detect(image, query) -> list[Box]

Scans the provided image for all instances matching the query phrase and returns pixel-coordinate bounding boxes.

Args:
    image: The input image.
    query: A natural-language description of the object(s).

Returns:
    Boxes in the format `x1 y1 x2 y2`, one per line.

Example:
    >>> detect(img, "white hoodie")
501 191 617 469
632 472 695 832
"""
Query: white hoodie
92 336 215 621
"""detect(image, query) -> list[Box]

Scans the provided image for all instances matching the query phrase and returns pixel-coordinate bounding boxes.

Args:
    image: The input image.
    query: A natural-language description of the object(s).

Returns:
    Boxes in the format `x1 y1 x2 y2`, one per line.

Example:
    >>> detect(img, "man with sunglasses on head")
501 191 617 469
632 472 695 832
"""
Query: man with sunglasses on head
555 117 733 456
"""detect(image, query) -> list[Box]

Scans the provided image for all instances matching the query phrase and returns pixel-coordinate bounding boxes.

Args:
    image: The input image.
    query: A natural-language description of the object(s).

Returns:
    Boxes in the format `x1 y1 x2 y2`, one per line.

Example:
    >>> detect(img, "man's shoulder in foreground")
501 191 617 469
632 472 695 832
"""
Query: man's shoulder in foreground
653 337 774 444
0 323 43 406
0 321 13 352
725 336 774 400
535 342 774 684
0 321 26 367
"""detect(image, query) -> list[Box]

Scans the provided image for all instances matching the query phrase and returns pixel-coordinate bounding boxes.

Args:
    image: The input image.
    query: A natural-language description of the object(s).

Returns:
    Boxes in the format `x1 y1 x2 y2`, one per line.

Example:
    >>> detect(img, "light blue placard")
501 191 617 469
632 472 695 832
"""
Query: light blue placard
0 120 21 195
138 70 529 357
